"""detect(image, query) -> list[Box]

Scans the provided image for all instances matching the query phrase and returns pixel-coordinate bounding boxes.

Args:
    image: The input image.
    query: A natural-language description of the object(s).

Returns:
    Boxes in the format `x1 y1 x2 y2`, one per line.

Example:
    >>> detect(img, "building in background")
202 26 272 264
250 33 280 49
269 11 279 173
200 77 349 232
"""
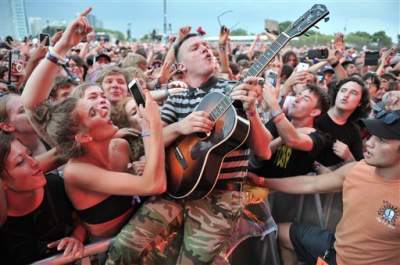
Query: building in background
0 0 29 39
29 17 44 37
87 14 104 29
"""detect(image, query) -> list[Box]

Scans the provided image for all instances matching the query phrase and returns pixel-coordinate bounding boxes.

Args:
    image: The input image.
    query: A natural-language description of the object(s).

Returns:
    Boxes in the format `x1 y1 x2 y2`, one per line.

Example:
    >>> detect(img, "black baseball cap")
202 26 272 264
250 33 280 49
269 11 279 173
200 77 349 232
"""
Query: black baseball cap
360 110 400 140
95 53 111 63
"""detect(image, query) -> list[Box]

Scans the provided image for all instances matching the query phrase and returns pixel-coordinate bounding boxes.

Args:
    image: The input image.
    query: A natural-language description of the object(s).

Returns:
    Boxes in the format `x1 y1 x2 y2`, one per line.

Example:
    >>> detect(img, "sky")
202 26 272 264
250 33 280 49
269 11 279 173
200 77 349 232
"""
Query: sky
24 0 400 41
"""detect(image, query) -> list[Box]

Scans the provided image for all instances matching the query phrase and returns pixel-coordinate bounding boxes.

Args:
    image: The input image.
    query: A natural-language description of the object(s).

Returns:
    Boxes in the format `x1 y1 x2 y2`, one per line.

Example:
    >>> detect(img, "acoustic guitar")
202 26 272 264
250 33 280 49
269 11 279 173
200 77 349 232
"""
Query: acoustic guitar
166 4 330 200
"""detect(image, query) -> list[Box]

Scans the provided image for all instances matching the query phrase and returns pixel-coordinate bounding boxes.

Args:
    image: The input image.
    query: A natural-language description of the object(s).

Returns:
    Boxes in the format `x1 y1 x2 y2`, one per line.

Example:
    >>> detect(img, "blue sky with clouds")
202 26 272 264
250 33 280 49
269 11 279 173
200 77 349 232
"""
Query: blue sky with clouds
25 0 399 41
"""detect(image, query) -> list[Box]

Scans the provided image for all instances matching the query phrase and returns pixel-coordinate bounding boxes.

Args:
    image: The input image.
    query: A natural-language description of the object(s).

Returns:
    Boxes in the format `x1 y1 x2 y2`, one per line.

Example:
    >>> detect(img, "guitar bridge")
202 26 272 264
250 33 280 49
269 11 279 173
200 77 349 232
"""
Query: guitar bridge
174 146 188 169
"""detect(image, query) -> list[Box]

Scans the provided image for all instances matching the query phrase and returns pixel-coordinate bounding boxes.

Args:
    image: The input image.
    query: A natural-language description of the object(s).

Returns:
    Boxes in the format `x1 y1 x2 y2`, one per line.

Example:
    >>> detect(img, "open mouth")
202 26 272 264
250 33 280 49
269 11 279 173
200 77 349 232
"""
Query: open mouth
32 169 44 177
364 149 372 158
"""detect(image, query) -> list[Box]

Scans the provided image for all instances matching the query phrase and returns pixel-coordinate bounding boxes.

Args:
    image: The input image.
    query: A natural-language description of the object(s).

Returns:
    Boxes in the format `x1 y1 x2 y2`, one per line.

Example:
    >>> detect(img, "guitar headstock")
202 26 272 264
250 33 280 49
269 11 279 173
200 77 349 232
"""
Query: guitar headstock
285 4 329 38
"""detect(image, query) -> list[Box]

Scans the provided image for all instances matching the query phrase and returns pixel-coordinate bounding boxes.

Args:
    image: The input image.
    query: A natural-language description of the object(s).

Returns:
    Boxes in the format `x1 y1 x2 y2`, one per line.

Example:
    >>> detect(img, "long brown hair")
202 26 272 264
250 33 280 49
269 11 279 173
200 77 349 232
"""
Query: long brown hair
110 98 144 162
45 97 83 160
0 132 14 178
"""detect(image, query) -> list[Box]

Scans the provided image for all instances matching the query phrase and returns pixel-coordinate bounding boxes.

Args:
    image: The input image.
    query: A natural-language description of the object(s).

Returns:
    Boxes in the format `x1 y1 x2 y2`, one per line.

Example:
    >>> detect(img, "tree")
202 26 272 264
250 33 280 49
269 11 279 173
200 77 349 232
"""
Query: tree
95 28 126 41
230 28 248 36
279 21 292 33
372 31 392 48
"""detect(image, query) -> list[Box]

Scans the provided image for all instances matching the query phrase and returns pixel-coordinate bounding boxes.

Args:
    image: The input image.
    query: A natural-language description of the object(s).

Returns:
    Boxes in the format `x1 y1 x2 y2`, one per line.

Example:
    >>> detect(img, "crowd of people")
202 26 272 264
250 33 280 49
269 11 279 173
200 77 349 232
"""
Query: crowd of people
0 7 399 265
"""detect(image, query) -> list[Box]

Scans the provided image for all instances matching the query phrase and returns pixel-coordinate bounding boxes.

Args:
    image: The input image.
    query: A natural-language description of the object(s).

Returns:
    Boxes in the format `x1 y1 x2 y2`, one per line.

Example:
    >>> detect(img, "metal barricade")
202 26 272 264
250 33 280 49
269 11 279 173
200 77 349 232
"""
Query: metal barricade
32 238 113 265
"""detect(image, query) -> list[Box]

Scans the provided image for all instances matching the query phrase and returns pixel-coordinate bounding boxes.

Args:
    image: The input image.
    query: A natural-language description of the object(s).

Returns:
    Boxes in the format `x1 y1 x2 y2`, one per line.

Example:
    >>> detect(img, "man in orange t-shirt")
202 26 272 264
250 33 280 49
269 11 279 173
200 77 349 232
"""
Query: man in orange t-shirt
250 110 400 265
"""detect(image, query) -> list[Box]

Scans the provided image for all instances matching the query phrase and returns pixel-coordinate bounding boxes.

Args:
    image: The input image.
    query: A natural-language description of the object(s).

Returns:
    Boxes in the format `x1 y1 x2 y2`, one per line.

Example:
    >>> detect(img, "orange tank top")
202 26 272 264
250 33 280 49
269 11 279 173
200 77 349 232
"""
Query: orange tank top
335 160 400 265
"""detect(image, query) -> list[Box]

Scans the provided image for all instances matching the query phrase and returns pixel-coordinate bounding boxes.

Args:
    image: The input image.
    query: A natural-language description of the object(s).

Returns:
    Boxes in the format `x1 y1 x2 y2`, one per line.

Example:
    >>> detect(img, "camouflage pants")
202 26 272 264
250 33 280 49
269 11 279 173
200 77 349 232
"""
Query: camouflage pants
106 190 244 265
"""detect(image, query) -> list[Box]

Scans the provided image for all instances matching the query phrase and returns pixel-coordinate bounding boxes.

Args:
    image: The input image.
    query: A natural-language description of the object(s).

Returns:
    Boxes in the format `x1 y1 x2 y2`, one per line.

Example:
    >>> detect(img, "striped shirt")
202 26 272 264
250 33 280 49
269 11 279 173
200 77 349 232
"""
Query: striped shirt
161 77 250 180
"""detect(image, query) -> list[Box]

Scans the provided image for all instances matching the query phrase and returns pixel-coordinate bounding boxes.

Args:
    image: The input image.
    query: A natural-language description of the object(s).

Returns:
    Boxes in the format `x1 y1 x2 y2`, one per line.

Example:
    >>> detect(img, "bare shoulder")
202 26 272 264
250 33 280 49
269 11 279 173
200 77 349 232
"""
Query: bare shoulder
334 161 358 179
110 138 130 152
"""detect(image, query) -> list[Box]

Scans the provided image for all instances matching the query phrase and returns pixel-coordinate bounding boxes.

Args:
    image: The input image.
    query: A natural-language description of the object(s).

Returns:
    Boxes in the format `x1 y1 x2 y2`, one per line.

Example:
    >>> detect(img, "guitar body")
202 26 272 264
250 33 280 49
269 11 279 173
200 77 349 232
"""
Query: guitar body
166 92 250 200
165 4 329 200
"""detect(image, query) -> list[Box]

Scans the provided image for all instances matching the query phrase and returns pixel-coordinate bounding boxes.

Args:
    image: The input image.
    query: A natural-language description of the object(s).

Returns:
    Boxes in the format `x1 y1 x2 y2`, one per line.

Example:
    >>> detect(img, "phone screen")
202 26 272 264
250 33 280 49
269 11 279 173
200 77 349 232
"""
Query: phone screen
265 70 278 87
296 62 309 72
364 51 379 66
39 33 50 46
128 80 146 107
8 50 22 82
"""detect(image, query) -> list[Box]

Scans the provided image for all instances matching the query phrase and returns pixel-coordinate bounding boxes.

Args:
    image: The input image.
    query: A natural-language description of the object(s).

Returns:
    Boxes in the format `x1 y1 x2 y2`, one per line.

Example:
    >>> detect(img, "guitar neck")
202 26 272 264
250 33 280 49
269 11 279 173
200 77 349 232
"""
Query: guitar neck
210 34 291 122
243 33 291 78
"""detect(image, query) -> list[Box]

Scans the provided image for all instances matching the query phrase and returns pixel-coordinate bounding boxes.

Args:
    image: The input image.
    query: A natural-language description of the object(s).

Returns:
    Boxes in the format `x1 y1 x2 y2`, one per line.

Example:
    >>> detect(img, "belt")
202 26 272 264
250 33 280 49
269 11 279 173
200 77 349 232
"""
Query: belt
214 179 243 192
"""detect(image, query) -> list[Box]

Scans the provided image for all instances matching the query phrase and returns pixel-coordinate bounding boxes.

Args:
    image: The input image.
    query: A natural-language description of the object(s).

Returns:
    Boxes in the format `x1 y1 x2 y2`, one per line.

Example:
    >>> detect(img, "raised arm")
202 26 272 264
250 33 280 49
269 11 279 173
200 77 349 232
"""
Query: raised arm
65 92 166 196
218 26 234 79
263 82 315 151
22 7 93 109
230 77 273 159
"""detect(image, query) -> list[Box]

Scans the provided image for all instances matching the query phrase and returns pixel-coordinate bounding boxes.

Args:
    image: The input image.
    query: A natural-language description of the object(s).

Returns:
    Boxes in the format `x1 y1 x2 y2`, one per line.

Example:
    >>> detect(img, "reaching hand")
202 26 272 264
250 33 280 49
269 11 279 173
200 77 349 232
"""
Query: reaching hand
55 7 93 53
333 140 353 161
30 36 49 63
47 236 84 258
50 31 64 47
219 25 230 46
285 70 308 91
137 90 161 131
263 81 280 109
231 77 261 113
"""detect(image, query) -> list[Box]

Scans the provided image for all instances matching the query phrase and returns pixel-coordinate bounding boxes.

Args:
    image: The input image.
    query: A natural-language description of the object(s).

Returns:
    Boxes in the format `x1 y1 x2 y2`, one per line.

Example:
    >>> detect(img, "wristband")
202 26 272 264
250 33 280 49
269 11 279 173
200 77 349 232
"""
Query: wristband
246 110 257 117
141 130 151 138
331 61 339 68
47 46 68 66
270 108 283 120
164 87 170 97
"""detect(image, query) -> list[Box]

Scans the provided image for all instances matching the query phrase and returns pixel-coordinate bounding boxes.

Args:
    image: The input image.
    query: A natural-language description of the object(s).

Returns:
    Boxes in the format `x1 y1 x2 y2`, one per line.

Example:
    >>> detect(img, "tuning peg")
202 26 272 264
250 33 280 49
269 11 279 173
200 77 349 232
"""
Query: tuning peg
314 25 320 29
324 17 330 22
304 33 310 37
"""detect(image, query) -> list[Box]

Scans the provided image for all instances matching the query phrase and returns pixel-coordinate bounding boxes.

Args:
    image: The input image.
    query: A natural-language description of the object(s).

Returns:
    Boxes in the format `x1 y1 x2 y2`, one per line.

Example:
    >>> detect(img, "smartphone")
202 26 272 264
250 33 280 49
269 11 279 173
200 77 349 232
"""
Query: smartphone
307 48 329 60
8 49 23 82
296 62 309 72
265 70 278 87
364 51 379 66
39 33 50 46
128 79 146 107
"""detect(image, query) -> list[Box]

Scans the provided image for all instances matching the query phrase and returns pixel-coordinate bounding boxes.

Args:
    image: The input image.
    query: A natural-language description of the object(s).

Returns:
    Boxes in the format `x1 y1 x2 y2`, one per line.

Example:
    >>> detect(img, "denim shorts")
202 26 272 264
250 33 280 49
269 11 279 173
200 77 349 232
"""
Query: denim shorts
289 223 337 265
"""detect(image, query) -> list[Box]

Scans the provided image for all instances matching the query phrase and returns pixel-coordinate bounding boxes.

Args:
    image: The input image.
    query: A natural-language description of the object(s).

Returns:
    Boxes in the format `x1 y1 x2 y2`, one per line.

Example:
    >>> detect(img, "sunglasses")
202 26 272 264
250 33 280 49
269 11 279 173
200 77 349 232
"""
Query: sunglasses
375 109 400 125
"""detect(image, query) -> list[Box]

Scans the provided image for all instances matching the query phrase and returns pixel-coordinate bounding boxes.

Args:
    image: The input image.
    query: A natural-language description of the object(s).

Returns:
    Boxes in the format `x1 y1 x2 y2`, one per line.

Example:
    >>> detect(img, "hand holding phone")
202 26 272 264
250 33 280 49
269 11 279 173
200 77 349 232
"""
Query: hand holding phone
265 70 278 87
39 33 50 46
295 62 309 72
128 79 146 107
364 51 379 66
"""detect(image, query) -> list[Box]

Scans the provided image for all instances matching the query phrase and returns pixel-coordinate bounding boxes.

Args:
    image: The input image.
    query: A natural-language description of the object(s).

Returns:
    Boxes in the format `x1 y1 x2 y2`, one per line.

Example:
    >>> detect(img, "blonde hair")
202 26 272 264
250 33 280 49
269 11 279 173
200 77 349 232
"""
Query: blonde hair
121 53 146 69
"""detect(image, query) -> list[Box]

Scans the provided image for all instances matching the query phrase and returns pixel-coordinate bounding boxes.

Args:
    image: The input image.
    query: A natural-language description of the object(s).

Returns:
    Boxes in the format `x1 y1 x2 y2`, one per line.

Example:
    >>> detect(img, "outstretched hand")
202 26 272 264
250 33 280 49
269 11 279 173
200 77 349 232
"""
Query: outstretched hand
55 7 93 53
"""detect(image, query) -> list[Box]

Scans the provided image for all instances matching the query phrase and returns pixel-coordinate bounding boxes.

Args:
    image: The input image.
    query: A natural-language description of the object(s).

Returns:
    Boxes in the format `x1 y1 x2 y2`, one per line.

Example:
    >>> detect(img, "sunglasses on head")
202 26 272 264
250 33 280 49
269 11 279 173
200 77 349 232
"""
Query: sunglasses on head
375 109 400 125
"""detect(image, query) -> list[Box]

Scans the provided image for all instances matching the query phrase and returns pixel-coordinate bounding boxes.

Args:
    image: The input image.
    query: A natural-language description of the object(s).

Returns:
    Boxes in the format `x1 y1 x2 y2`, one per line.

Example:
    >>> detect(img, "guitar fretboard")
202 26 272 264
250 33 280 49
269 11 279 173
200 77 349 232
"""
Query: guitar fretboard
244 33 290 78
209 32 291 122
209 96 231 122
